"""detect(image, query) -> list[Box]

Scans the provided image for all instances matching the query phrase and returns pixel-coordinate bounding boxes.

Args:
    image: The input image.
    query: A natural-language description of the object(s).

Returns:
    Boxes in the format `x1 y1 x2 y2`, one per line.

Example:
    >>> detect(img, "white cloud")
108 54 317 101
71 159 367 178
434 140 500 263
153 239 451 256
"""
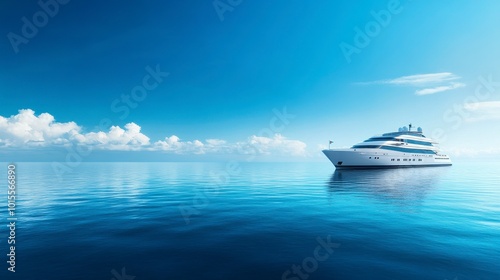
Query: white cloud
463 101 500 122
415 82 465 95
358 72 465 96
76 122 150 150
464 101 500 111
153 135 206 154
0 109 151 150
0 109 80 146
379 72 460 86
153 134 308 156
0 109 308 157
236 134 308 156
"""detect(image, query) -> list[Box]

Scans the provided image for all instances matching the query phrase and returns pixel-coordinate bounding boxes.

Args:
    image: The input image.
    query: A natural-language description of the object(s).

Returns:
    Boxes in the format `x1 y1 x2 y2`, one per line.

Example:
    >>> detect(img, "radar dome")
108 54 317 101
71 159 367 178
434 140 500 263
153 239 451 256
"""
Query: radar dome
417 127 423 132
402 126 408 132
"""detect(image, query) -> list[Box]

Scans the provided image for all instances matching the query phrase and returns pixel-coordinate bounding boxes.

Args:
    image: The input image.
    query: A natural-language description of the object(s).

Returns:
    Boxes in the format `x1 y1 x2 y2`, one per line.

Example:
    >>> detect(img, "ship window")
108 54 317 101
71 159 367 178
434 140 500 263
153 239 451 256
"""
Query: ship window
418 159 422 161
380 145 436 154
403 159 407 161
413 159 415 161
364 137 395 142
397 159 400 161
352 145 381 149
369 157 371 159
406 139 433 146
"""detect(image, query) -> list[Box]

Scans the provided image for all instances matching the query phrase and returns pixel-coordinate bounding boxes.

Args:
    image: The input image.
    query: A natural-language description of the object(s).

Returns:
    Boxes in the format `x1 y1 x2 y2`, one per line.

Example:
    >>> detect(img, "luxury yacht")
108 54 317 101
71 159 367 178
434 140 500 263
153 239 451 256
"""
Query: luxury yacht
323 124 452 169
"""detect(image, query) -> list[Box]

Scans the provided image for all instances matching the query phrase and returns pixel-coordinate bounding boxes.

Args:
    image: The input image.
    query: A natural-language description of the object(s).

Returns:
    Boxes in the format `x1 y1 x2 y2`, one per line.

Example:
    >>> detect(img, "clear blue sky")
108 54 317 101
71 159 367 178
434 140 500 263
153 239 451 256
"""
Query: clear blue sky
1 0 500 161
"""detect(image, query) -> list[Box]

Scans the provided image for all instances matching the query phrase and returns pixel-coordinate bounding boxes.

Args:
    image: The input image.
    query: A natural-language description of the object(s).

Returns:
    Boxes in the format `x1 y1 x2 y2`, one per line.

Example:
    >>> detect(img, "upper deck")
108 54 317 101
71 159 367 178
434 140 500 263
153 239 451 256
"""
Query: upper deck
382 131 426 138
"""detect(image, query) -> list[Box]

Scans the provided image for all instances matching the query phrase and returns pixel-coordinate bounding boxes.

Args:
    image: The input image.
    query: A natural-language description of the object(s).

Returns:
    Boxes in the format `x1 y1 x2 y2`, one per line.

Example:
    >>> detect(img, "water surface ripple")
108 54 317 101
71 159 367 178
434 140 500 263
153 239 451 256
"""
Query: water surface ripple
1 162 499 279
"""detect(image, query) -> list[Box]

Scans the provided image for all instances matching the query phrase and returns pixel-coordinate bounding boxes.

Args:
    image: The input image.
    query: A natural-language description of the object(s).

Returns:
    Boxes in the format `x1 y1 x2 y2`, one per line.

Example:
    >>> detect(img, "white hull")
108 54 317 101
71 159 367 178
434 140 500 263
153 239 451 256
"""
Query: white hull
323 148 452 169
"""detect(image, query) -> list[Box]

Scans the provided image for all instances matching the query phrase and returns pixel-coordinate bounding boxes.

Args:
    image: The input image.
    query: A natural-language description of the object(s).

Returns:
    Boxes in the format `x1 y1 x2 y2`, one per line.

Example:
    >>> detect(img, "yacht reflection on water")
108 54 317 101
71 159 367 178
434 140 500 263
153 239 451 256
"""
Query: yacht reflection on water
327 167 450 211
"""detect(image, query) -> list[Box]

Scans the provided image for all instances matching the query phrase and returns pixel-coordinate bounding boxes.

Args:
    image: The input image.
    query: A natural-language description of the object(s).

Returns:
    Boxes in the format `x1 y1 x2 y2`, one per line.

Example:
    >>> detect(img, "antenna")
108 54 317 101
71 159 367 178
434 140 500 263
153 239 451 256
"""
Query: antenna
409 123 412 131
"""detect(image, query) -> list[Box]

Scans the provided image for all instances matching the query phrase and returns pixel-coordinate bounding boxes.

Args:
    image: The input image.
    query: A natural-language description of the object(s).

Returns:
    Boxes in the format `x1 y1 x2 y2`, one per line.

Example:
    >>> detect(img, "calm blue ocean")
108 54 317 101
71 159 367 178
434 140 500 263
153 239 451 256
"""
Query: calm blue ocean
1 161 499 280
